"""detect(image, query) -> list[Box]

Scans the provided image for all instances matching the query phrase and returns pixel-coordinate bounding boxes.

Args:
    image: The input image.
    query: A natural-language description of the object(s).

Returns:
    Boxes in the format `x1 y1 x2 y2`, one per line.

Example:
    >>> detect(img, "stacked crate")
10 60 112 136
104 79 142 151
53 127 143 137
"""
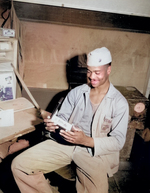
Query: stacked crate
116 86 149 160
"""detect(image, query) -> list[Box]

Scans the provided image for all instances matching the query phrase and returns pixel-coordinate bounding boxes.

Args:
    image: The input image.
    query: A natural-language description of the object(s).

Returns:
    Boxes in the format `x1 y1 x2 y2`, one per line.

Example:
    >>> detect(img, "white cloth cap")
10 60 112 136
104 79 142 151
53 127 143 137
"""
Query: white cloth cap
87 47 112 67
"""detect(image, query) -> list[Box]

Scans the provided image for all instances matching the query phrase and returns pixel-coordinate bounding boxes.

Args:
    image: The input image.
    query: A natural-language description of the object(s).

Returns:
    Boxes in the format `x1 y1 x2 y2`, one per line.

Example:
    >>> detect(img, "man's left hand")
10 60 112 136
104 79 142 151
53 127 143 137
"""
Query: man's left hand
59 126 94 147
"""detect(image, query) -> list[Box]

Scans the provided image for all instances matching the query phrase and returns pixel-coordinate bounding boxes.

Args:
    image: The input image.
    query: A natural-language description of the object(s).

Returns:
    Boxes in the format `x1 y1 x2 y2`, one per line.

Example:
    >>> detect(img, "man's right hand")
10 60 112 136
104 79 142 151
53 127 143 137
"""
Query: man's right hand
44 118 59 132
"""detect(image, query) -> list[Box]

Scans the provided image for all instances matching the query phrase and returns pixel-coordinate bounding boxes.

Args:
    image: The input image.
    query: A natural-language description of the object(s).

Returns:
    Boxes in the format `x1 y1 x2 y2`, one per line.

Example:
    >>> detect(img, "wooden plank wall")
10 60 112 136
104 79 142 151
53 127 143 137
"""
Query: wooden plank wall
20 21 150 94
13 2 150 34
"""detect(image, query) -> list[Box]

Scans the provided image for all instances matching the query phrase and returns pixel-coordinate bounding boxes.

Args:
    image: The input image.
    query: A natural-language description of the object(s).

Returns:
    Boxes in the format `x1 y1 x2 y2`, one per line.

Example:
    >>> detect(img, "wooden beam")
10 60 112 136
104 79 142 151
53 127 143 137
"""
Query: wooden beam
13 1 150 34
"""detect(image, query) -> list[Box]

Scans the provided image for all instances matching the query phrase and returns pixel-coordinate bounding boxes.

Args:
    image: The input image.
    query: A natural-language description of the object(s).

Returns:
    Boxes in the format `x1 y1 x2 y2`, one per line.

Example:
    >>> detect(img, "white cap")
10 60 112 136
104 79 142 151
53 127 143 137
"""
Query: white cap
87 47 112 67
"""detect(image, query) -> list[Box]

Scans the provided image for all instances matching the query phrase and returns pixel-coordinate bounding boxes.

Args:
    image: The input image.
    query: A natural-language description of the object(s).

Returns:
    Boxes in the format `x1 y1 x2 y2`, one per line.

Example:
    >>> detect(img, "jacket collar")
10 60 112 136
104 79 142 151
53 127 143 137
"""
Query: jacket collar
80 83 118 99
106 83 118 99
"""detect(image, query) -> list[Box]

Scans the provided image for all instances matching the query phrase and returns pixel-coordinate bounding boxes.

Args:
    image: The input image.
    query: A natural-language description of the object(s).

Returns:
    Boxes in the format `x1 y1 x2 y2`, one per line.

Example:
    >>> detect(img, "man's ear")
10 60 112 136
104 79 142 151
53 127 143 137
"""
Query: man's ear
107 66 111 75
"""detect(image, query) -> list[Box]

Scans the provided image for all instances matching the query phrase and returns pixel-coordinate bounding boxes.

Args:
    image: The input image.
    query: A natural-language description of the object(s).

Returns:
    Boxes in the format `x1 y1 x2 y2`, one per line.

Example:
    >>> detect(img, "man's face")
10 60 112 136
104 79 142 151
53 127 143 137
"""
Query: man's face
87 65 111 88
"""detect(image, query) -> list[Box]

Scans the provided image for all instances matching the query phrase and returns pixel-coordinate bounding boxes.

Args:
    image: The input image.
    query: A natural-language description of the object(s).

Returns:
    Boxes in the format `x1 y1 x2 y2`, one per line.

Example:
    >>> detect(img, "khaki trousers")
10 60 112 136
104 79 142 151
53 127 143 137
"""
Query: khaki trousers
11 140 108 193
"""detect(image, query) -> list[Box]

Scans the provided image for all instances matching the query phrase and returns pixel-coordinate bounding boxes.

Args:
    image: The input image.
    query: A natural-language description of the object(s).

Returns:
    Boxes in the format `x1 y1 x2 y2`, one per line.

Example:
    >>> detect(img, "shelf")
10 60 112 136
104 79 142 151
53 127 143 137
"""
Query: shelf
0 38 19 100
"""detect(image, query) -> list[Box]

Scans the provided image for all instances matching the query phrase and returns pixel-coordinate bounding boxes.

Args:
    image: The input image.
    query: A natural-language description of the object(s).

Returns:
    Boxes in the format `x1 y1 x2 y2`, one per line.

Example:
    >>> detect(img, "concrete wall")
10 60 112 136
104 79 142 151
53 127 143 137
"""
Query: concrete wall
21 21 150 94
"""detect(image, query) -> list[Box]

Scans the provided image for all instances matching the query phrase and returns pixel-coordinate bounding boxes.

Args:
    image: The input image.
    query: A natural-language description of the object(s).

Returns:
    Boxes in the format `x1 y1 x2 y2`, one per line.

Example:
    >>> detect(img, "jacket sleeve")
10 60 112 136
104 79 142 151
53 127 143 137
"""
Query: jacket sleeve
57 90 76 121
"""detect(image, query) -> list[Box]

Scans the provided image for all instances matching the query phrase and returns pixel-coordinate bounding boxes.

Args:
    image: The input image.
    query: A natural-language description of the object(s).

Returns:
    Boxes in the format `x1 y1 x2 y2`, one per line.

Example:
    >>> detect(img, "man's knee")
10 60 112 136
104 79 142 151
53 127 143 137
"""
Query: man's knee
11 156 18 173
11 154 24 174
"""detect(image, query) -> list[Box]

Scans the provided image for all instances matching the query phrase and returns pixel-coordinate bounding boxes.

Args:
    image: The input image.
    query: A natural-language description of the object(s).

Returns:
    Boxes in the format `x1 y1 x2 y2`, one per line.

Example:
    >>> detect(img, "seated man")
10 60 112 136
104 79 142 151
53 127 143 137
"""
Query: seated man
11 47 129 193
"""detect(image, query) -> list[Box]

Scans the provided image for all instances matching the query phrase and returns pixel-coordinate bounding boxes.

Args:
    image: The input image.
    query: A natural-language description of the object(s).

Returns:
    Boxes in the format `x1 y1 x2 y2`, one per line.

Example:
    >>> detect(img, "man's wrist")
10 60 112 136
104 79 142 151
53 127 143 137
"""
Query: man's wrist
82 136 94 148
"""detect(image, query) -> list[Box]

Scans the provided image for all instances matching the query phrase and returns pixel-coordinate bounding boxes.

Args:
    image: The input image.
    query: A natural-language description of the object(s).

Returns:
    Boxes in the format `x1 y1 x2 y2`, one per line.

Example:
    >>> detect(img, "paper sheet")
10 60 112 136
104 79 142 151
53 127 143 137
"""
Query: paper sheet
0 109 14 127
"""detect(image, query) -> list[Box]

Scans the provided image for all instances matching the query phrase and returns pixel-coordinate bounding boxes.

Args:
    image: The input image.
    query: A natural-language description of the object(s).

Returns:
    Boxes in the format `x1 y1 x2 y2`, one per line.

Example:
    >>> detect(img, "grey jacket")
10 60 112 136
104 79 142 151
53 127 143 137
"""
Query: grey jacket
58 83 129 176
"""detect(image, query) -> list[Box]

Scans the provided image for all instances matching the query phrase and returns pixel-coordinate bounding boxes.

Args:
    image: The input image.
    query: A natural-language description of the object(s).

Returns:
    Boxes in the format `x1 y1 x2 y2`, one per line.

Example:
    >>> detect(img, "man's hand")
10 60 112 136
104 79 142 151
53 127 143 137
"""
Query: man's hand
40 110 51 119
44 118 59 132
59 126 94 147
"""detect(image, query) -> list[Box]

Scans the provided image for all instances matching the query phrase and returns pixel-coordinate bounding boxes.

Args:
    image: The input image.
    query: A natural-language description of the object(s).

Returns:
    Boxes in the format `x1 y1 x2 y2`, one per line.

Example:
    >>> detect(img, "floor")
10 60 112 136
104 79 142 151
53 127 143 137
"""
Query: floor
108 160 150 193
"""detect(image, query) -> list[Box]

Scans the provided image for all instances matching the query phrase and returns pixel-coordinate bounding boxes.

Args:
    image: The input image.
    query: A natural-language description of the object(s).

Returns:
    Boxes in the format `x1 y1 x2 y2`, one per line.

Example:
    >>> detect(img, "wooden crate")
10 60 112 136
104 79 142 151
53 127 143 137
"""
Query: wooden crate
116 86 149 160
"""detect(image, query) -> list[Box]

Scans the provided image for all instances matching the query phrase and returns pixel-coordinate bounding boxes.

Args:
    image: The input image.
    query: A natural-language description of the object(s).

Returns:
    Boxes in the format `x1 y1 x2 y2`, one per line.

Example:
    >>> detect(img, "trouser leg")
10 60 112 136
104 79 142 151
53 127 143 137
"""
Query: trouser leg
12 169 51 193
11 140 75 193
73 147 108 193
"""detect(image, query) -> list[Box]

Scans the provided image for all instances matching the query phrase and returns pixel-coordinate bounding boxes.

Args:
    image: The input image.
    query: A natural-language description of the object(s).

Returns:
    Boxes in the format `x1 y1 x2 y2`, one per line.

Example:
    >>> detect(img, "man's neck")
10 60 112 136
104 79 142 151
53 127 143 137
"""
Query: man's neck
90 81 110 104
